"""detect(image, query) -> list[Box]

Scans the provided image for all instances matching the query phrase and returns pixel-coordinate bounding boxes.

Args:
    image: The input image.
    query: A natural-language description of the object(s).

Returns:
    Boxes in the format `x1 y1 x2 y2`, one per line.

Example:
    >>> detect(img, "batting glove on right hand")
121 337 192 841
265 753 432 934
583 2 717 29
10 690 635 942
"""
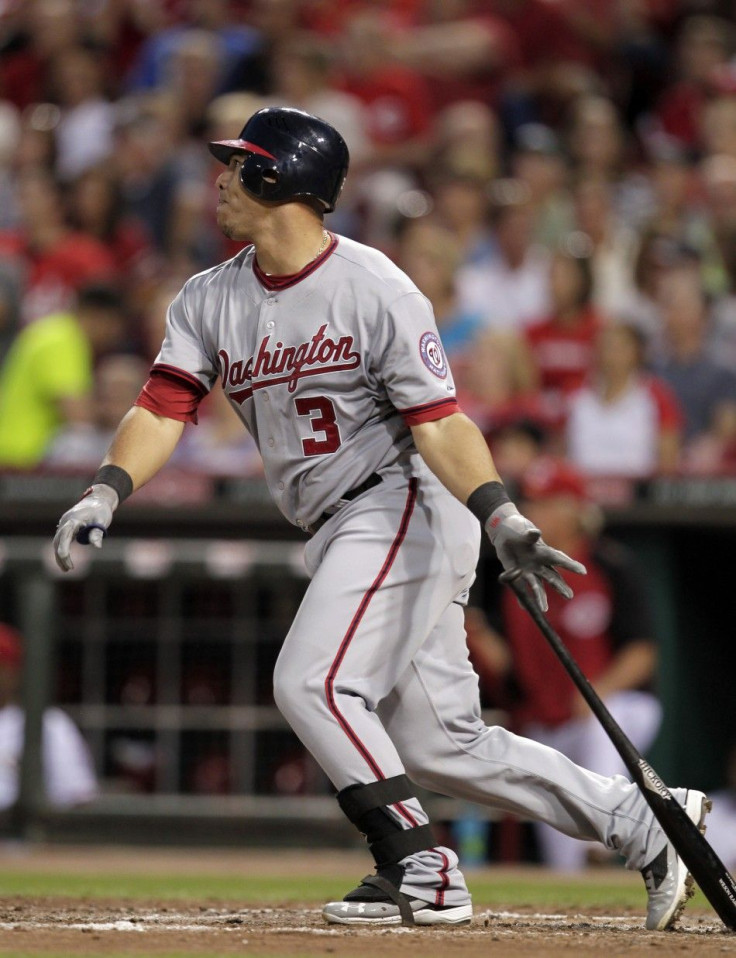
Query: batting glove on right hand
53 484 119 572
486 504 586 612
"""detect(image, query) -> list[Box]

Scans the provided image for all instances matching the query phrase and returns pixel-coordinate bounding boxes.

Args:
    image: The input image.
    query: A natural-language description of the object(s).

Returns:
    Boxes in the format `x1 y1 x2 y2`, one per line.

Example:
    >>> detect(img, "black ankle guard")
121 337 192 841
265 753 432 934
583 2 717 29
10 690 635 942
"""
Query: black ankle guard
362 874 416 925
344 864 416 926
337 775 436 866
339 774 415 819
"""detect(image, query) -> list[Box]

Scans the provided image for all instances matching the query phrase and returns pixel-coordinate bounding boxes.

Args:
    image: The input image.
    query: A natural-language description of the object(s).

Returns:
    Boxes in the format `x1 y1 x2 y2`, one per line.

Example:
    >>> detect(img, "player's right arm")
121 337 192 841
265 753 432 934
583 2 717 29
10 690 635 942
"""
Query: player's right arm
99 406 185 489
53 407 185 572
54 278 217 572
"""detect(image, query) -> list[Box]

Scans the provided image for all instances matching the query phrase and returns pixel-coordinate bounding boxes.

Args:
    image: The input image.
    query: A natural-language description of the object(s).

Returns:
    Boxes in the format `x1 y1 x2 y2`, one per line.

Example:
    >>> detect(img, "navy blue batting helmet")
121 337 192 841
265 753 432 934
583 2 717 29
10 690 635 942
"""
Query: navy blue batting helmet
208 107 349 213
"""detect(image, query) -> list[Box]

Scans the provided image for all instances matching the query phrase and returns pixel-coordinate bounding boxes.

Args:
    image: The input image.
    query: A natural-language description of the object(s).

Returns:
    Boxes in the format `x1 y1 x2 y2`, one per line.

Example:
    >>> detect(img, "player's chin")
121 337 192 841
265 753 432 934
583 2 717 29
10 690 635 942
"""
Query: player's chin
217 210 249 242
216 206 229 228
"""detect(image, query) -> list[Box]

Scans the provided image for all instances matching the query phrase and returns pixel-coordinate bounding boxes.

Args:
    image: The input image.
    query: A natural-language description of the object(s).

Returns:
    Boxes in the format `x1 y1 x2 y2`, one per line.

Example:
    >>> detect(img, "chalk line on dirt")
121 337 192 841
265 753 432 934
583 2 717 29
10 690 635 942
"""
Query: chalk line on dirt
0 907 726 937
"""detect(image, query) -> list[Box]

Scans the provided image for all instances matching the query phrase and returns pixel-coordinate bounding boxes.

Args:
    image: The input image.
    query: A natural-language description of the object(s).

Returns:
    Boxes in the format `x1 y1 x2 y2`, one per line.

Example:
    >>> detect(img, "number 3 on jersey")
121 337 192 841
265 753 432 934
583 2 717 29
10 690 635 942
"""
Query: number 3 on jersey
295 396 342 456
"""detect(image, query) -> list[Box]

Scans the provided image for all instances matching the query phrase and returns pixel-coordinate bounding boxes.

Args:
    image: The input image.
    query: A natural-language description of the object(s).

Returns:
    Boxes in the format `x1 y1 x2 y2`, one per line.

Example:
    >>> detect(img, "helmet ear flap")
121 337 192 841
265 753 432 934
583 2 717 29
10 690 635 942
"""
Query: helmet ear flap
239 153 281 199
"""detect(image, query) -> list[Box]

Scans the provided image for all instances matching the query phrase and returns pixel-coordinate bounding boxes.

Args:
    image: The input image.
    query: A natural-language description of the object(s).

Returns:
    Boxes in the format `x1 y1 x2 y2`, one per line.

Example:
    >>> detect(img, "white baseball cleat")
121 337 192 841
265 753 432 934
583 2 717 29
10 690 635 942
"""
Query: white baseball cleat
322 865 473 926
641 789 711 931
322 897 473 926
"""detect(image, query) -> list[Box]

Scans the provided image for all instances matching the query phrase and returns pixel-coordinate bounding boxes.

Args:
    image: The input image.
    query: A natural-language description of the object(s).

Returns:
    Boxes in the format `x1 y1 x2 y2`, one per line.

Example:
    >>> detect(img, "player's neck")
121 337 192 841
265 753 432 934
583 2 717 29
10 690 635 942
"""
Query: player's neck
252 213 328 277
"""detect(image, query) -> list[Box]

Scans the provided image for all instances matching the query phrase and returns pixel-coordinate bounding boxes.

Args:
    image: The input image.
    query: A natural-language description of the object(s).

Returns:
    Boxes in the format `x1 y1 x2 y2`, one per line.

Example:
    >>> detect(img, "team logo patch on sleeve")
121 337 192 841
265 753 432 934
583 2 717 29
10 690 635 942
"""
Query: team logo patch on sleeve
419 331 448 379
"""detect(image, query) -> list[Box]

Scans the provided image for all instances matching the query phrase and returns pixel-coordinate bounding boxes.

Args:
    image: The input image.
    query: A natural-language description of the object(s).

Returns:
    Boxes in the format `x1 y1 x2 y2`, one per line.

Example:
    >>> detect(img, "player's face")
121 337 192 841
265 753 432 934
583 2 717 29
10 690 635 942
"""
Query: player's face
216 155 265 240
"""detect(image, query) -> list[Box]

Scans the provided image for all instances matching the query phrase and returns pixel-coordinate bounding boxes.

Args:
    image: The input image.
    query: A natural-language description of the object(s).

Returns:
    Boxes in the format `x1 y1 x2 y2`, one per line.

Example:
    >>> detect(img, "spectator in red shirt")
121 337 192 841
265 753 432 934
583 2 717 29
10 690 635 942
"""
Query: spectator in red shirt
339 10 433 153
302 0 423 36
492 0 589 75
0 166 117 325
335 9 437 243
466 457 661 869
386 0 518 115
526 235 604 422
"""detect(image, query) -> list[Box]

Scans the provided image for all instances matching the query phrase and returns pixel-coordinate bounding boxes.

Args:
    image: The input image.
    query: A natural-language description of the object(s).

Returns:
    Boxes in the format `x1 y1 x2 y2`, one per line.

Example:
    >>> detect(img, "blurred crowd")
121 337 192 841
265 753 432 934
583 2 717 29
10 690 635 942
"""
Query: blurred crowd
1 0 736 480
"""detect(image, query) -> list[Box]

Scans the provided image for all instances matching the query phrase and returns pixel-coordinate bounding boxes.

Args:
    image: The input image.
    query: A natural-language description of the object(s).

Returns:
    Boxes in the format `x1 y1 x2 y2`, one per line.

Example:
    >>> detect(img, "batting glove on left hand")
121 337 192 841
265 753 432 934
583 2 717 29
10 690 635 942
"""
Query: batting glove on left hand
53 484 119 572
486 504 586 612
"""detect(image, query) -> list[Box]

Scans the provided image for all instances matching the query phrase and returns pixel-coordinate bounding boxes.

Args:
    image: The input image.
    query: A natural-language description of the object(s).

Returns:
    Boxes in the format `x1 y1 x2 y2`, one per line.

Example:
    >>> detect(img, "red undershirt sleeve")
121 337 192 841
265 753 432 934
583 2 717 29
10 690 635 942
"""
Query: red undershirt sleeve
399 397 461 426
134 365 209 424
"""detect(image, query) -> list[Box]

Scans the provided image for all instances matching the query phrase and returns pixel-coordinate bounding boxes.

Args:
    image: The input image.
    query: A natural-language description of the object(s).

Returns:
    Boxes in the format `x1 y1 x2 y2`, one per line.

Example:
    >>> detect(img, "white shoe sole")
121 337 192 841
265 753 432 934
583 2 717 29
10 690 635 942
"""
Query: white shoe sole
322 902 473 926
649 789 711 931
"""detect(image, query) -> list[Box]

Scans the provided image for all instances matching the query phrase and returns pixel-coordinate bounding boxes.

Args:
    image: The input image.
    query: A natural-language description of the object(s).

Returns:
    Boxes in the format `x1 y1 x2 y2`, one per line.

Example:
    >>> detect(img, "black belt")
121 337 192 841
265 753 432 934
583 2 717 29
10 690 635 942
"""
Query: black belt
306 472 382 535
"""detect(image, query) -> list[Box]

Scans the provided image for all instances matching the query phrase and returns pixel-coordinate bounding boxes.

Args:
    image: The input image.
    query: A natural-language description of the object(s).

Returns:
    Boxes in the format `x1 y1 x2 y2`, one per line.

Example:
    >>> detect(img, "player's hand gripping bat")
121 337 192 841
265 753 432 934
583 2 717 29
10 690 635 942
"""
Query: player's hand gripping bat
502 570 736 931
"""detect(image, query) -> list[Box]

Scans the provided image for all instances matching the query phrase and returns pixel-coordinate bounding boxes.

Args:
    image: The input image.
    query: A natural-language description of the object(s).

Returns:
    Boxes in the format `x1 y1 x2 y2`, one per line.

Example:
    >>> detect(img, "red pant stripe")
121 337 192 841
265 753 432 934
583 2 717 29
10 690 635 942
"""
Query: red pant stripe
324 478 418 825
435 850 450 907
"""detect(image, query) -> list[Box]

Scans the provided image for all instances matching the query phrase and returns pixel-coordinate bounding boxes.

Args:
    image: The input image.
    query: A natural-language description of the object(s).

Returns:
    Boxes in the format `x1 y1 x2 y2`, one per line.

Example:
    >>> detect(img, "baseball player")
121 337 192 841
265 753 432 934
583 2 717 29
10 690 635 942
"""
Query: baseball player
54 107 707 930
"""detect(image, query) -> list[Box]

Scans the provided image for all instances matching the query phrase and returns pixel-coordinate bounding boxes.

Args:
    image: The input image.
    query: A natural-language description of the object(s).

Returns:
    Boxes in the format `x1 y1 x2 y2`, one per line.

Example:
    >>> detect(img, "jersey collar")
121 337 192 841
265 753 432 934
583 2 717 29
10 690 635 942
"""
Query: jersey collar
252 232 338 292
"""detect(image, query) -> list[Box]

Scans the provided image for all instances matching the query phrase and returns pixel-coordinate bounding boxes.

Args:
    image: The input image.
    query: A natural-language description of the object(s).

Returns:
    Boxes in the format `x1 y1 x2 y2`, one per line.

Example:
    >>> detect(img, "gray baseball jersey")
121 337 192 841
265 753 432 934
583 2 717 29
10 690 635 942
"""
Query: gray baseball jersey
151 233 458 528
139 231 670 907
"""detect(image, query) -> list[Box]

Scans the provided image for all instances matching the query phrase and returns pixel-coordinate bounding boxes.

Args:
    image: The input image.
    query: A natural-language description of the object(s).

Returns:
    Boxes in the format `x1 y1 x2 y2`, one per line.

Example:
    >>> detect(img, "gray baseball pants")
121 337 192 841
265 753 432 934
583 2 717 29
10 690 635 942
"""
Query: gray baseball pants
273 462 662 905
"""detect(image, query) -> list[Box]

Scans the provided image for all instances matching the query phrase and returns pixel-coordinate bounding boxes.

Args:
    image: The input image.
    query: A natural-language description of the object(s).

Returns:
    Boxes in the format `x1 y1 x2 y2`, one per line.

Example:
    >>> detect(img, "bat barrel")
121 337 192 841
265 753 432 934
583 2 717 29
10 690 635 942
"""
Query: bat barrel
502 575 736 931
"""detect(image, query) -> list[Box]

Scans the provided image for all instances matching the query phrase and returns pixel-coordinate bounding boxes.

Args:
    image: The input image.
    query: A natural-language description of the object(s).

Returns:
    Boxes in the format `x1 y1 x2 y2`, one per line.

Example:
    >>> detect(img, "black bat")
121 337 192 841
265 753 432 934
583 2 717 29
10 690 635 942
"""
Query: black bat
502 572 736 931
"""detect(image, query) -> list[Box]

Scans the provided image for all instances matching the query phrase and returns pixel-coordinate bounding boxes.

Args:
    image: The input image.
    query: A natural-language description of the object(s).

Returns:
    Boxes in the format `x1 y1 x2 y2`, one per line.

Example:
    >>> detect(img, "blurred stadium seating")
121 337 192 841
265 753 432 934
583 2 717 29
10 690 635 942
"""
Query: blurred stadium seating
2 0 736 853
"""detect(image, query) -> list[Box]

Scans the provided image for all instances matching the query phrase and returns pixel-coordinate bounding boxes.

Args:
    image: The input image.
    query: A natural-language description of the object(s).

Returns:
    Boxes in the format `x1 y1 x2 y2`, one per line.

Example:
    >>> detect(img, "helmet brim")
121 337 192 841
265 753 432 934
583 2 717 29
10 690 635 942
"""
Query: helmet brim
208 138 277 165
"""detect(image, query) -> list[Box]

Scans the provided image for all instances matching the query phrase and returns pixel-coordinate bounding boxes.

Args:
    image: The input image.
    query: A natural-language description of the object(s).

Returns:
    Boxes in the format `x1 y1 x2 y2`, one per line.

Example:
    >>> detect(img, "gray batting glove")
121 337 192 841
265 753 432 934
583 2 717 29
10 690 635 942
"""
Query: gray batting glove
53 484 119 572
486 503 586 612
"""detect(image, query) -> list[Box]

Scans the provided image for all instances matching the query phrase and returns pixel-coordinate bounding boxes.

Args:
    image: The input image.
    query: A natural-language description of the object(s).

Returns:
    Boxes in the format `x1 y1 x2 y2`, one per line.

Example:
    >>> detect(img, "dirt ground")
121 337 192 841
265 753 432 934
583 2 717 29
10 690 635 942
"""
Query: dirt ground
0 847 734 957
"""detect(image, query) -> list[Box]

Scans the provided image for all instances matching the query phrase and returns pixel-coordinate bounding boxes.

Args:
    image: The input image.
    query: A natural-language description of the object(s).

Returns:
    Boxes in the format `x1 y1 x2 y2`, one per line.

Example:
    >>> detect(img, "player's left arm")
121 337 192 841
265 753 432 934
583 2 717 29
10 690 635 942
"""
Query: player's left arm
411 412 586 611
411 411 501 500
